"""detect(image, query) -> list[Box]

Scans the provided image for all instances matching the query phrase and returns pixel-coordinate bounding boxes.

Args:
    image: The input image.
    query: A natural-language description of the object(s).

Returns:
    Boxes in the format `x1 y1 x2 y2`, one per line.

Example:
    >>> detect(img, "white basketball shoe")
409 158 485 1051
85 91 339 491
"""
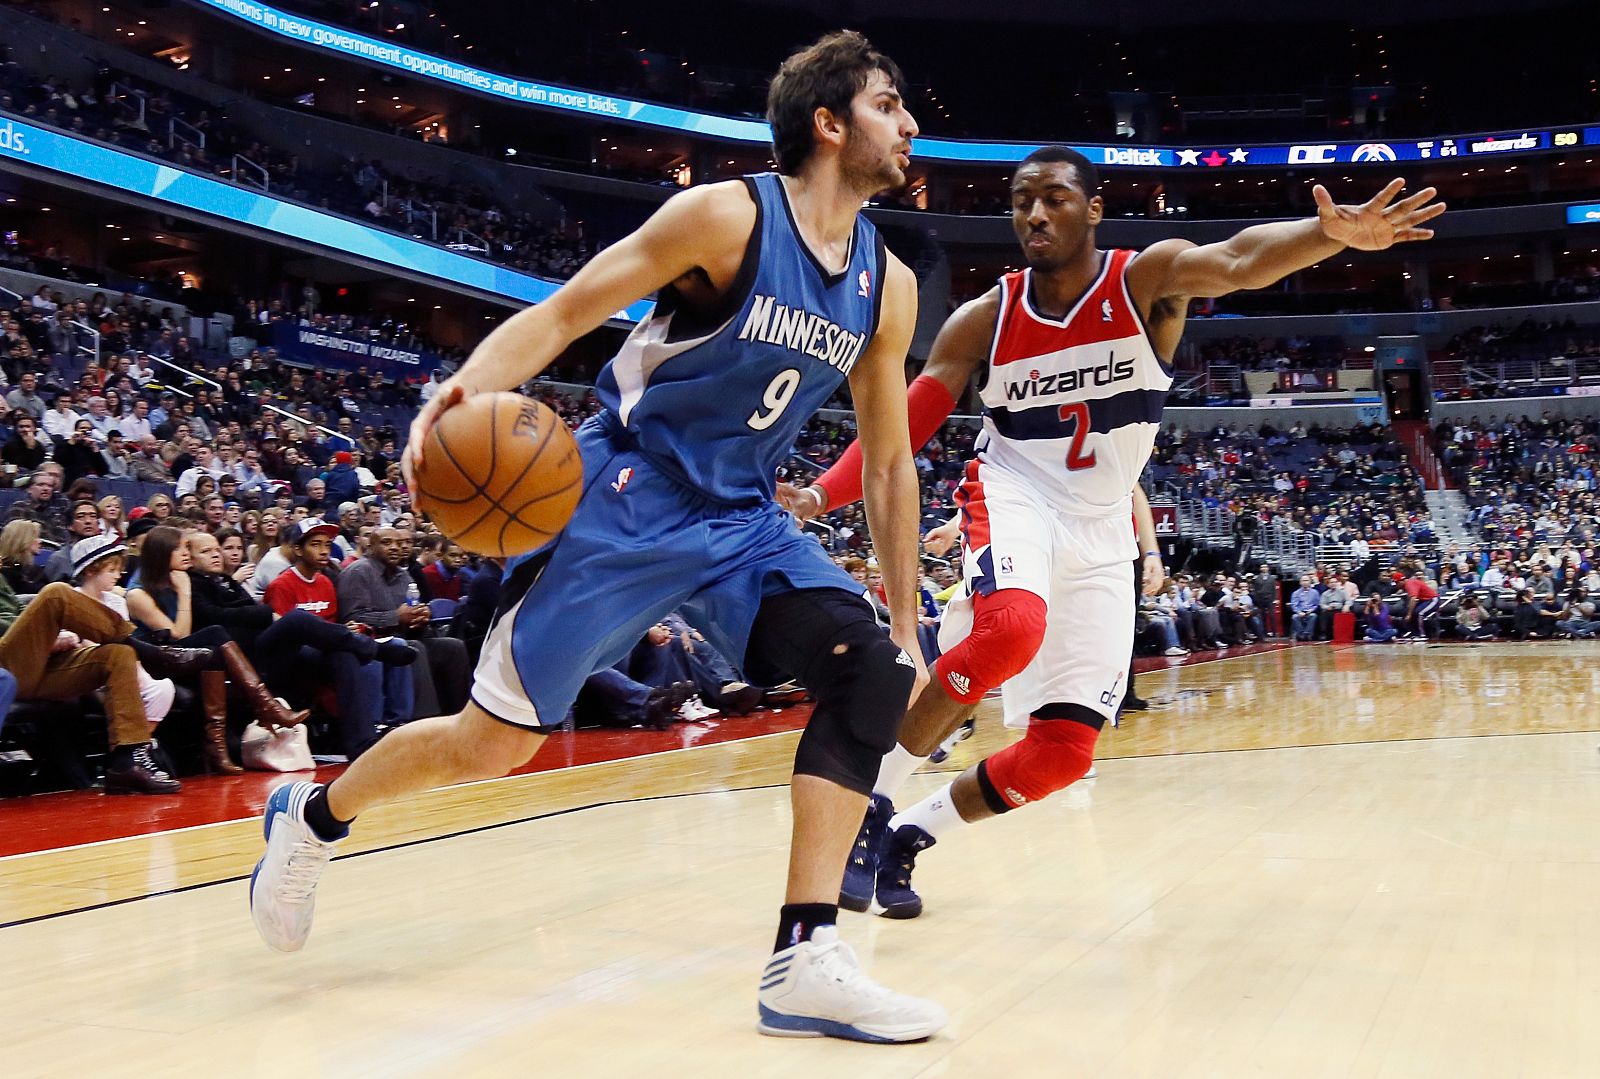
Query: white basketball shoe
250 780 344 952
757 926 948 1043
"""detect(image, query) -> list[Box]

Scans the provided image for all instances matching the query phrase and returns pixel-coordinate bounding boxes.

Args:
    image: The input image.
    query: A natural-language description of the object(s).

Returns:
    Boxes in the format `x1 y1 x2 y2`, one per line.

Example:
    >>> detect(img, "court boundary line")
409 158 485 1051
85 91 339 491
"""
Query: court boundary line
9 724 1599 931
1095 724 1600 761
0 728 808 863
0 781 792 932
0 644 1295 860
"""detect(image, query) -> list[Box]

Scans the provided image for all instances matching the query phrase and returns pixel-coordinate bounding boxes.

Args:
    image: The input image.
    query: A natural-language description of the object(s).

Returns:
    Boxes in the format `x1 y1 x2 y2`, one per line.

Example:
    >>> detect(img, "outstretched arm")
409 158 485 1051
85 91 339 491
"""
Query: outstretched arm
1130 178 1445 301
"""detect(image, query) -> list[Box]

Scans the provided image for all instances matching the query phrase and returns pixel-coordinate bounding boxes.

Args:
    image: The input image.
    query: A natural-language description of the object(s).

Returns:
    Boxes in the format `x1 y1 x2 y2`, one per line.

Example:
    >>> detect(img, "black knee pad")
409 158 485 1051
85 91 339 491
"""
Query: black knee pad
791 606 917 795
1033 701 1107 730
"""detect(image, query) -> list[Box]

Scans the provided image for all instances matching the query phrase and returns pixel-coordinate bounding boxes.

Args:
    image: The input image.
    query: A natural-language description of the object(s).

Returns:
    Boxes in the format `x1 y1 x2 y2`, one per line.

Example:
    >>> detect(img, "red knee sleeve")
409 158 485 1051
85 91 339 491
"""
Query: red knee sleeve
933 588 1046 703
982 719 1099 809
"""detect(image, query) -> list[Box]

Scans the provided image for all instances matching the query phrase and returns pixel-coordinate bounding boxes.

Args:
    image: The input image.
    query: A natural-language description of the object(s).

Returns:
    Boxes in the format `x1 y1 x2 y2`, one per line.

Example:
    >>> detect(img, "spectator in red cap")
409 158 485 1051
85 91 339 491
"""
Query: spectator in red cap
322 450 361 508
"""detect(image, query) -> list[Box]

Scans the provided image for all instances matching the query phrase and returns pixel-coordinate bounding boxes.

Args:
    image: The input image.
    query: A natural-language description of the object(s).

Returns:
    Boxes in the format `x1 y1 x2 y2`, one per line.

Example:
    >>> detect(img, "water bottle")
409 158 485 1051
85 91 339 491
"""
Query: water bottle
406 581 421 608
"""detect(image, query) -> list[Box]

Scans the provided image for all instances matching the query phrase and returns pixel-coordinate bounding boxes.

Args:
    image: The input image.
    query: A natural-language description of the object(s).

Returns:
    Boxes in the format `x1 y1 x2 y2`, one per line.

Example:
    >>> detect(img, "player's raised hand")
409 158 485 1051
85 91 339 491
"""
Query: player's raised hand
402 382 467 489
1313 178 1445 251
776 482 825 522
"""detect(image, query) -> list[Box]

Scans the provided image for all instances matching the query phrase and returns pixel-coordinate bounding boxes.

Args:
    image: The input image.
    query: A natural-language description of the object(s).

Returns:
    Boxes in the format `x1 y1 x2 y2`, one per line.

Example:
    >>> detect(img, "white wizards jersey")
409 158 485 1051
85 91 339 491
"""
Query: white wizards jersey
973 249 1172 517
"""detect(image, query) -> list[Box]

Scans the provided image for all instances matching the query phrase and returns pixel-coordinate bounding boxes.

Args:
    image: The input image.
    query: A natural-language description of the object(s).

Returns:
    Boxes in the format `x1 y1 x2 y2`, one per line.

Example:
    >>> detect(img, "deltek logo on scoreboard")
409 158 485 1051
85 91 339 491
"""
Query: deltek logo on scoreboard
1102 147 1166 166
1568 204 1600 226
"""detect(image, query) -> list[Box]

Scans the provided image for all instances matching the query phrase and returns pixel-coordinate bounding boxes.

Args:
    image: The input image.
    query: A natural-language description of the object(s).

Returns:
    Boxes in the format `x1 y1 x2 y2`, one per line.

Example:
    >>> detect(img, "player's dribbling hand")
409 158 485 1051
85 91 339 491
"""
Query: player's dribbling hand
775 482 824 522
402 382 467 489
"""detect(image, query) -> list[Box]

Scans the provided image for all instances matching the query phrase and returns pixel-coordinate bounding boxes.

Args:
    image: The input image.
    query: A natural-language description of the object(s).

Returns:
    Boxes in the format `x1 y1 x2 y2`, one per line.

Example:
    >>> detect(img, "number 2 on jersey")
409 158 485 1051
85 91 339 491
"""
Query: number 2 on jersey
747 368 801 431
1058 402 1097 471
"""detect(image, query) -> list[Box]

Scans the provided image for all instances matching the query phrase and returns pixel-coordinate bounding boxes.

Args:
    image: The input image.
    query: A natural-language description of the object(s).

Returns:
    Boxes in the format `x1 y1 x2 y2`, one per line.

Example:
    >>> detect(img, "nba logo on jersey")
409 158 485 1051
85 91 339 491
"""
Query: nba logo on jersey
1101 298 1114 322
611 466 634 493
857 269 872 298
1000 555 1015 575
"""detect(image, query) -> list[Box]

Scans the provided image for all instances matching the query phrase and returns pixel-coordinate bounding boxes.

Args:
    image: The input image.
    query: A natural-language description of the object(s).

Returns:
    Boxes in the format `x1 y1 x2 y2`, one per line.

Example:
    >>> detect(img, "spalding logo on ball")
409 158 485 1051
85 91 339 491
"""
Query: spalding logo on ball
412 392 584 557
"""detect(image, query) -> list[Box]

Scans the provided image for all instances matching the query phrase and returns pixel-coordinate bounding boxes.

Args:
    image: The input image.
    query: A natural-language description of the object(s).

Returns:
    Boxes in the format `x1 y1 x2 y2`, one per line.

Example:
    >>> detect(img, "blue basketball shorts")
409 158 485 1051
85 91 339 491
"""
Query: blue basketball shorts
470 419 861 729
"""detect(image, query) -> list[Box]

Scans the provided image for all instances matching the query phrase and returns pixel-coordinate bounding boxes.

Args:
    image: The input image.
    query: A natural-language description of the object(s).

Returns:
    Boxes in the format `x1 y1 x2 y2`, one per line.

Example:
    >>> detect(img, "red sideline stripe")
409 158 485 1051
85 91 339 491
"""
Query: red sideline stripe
955 458 991 550
0 706 817 858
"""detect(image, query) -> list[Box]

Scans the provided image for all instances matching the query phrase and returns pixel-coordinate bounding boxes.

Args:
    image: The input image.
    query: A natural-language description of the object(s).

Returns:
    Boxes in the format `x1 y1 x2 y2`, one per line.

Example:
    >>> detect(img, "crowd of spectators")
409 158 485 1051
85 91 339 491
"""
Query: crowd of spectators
1438 316 1600 401
786 416 981 547
1186 334 1355 375
343 159 602 281
0 59 310 199
1437 413 1598 559
1145 421 1434 550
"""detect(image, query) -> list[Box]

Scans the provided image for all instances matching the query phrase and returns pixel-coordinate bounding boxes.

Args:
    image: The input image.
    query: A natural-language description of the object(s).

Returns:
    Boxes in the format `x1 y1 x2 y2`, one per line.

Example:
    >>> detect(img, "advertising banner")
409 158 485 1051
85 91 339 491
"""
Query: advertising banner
272 321 443 376
185 1 1600 169
0 115 653 322
1151 502 1180 538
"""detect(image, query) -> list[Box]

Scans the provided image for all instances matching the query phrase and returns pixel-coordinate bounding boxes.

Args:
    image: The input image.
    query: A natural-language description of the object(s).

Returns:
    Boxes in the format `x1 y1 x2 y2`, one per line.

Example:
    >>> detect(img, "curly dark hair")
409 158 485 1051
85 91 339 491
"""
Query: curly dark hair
767 30 905 176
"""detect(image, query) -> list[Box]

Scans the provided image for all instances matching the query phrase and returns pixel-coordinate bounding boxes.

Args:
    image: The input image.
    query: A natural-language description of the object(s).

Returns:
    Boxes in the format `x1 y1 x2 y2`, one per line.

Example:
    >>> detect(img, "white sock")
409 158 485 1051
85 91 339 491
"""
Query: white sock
873 743 927 800
888 783 966 840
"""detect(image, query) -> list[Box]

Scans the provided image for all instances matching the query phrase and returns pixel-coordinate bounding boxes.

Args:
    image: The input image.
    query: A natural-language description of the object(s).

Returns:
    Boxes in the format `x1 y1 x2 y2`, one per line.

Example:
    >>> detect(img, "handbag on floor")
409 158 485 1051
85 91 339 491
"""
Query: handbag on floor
240 720 315 772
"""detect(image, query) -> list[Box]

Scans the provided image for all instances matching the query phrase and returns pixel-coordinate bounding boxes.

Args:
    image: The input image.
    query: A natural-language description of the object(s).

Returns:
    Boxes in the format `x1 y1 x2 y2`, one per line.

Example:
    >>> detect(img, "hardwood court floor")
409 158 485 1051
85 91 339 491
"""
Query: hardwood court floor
4 642 1600 1078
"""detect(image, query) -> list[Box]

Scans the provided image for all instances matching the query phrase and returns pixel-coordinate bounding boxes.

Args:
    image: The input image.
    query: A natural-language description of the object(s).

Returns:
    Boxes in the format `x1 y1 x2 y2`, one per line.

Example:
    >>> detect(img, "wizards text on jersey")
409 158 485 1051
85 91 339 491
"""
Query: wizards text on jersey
1002 351 1137 401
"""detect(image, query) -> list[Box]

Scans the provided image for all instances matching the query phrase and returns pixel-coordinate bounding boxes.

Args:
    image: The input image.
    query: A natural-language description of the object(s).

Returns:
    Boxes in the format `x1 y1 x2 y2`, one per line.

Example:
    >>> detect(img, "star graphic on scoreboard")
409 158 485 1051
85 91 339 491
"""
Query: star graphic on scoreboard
1177 148 1201 165
1229 147 1249 163
1202 150 1226 167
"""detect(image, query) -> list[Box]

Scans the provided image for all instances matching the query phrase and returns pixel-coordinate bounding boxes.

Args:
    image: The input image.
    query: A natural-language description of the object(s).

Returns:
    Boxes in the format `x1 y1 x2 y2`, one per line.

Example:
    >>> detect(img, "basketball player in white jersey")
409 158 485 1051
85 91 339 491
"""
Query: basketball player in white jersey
787 145 1444 916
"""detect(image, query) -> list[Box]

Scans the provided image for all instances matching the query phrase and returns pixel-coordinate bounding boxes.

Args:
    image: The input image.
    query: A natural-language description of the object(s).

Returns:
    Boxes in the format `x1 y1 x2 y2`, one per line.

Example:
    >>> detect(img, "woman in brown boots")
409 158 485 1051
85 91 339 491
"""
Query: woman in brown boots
124 526 309 773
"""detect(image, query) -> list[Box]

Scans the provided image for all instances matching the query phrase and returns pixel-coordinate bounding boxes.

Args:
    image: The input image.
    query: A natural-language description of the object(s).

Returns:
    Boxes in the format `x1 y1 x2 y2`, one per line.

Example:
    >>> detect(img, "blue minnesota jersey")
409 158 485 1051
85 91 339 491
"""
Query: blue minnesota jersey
594 172 886 505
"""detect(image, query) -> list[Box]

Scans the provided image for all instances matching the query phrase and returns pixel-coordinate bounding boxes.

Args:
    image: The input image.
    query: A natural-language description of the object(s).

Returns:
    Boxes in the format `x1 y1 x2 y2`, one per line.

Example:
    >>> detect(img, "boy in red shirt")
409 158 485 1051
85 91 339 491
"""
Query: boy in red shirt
266 519 416 758
1400 568 1440 640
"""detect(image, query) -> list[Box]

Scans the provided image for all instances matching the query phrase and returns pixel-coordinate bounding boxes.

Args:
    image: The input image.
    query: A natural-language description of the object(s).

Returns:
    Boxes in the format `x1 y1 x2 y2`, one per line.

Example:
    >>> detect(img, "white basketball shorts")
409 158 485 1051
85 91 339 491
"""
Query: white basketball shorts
938 460 1136 728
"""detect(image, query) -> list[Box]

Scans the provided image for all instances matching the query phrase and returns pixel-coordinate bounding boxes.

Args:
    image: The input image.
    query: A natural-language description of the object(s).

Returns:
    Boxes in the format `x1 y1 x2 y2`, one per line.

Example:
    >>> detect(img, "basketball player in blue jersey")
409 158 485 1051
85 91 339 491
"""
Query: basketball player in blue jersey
789 145 1446 917
248 32 949 1043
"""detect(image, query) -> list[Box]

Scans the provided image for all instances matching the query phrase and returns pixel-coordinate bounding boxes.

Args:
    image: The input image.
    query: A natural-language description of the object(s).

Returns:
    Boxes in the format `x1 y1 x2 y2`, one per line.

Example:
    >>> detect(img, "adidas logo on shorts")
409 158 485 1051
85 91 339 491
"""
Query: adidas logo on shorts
947 671 971 697
896 649 915 668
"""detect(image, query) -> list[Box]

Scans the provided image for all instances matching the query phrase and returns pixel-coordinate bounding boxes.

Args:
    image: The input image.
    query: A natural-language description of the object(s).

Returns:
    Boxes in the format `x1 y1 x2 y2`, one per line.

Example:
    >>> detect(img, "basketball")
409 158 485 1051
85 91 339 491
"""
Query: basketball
412 392 584 557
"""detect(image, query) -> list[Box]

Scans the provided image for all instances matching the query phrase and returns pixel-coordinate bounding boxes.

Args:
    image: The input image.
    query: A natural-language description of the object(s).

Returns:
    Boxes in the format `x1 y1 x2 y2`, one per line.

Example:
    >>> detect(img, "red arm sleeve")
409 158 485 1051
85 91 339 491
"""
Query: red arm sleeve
812 374 958 513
